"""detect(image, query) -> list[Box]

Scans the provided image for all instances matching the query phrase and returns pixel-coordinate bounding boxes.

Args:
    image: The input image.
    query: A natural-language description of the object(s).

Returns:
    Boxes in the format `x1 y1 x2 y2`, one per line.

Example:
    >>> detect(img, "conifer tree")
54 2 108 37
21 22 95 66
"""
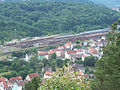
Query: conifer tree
95 18 120 90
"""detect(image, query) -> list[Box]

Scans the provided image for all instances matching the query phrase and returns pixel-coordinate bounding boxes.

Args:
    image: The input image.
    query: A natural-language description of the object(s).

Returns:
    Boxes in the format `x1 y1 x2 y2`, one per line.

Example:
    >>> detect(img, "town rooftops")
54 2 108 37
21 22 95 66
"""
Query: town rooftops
67 50 77 54
65 42 72 46
58 46 65 49
0 77 8 88
87 47 93 49
82 54 90 58
10 76 23 81
48 50 55 54
17 81 25 86
84 40 89 42
44 72 52 76
89 49 98 54
28 73 39 80
9 76 23 85
76 49 83 52
38 51 48 56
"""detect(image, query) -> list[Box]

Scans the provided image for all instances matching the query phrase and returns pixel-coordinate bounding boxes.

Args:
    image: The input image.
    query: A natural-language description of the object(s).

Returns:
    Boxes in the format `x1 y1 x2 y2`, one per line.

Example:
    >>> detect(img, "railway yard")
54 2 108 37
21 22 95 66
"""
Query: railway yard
0 28 109 56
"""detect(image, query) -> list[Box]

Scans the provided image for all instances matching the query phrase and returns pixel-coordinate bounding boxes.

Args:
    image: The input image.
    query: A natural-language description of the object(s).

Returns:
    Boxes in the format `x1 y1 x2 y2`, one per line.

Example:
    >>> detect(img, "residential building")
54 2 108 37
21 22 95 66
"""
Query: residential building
25 73 39 81
65 50 77 60
38 51 49 60
64 42 73 50
0 77 8 90
44 72 52 79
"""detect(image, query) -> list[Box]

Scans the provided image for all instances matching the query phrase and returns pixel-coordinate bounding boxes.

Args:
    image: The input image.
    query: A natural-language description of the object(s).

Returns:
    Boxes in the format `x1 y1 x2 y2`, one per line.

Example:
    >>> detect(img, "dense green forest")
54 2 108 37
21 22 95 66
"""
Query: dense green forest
2 0 120 7
0 1 120 41
1 0 91 3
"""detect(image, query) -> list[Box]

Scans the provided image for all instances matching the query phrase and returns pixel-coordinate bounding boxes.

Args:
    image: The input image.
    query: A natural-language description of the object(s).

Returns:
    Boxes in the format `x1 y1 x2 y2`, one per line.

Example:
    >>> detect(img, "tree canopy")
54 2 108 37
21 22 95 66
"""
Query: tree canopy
0 1 119 41
94 18 120 90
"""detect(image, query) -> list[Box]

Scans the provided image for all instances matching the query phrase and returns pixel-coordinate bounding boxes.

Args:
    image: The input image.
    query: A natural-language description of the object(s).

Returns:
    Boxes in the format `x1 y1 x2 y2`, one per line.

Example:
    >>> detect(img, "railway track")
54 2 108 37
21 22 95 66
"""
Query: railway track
0 31 108 56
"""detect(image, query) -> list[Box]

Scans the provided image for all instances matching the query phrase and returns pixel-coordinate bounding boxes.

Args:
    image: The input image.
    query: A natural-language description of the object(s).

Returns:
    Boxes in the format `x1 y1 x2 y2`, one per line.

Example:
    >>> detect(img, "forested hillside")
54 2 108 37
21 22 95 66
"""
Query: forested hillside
1 0 91 3
0 1 120 41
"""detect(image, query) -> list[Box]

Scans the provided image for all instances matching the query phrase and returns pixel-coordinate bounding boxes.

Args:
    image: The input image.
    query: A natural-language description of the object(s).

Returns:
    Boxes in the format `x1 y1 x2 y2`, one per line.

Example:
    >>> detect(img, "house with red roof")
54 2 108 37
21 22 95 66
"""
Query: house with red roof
87 47 93 49
58 46 65 50
38 51 49 60
10 76 23 81
89 49 97 54
48 50 55 55
76 49 83 54
88 48 99 57
8 76 24 90
83 40 90 46
0 77 8 90
25 73 39 81
89 42 96 47
82 54 90 61
65 50 77 60
64 42 73 50
49 49 62 57
44 72 52 79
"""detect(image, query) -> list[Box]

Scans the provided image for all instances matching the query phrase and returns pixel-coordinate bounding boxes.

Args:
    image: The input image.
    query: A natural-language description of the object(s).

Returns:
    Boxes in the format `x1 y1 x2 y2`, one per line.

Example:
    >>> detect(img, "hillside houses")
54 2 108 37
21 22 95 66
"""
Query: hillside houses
37 36 106 62
0 73 39 90
25 73 39 81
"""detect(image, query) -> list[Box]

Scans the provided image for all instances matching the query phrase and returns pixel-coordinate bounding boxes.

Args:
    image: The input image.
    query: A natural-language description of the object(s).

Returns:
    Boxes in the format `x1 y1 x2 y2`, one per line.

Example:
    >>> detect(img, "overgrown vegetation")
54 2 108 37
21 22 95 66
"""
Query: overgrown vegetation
0 54 70 79
39 65 91 90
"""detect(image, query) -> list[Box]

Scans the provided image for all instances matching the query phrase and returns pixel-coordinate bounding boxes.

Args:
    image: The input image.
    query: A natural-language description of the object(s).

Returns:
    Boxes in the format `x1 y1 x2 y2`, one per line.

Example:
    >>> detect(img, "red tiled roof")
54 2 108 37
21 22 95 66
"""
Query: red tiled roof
20 41 25 42
82 54 90 57
28 73 39 79
0 77 8 88
84 40 89 42
10 76 22 81
38 51 48 56
58 46 65 49
67 50 77 54
87 47 93 49
17 81 25 86
7 81 10 86
89 49 97 54
48 50 55 54
65 42 72 46
9 80 16 84
76 49 83 52
0 77 8 81
44 72 52 76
